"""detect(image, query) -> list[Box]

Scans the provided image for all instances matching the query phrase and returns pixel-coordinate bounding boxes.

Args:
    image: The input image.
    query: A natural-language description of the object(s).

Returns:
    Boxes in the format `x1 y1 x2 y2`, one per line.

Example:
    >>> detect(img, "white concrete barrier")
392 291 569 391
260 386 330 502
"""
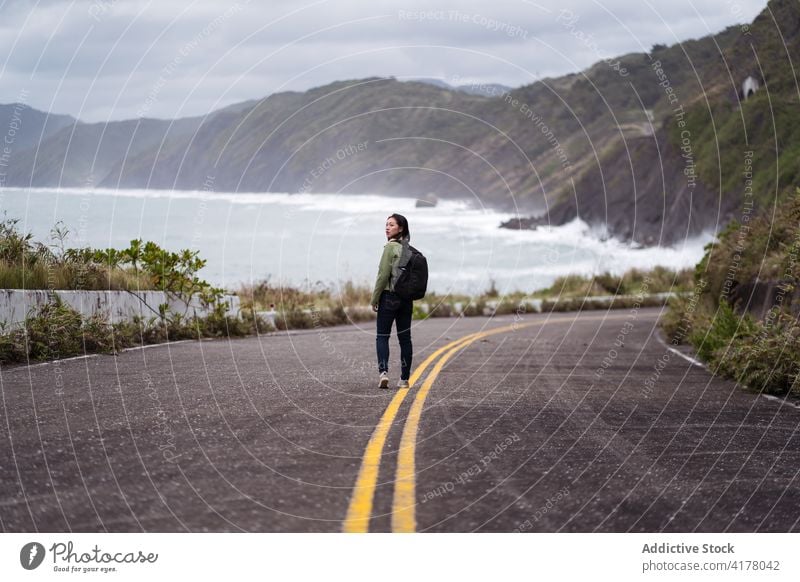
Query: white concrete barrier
0 289 240 328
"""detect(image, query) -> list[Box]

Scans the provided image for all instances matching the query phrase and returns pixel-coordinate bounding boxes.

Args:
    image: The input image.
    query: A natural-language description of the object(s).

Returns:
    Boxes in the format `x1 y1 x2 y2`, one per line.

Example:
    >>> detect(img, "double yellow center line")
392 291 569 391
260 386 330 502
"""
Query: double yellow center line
343 320 540 533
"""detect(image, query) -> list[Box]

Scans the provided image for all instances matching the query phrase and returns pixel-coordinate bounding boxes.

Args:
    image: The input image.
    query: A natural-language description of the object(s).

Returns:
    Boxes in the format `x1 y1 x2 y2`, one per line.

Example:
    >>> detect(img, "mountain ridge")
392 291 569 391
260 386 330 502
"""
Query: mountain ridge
2 0 797 246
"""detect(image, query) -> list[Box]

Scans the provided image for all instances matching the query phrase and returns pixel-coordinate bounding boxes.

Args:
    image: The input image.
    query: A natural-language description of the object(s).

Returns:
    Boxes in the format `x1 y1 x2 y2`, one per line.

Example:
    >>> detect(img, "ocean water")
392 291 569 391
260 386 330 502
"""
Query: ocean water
0 187 713 295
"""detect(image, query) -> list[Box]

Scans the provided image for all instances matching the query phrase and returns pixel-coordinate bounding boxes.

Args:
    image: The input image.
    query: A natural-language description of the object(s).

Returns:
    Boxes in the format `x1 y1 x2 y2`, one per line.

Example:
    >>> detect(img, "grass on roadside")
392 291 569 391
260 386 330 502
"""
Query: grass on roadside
662 191 800 396
532 266 693 299
0 297 273 366
236 266 692 325
0 217 157 291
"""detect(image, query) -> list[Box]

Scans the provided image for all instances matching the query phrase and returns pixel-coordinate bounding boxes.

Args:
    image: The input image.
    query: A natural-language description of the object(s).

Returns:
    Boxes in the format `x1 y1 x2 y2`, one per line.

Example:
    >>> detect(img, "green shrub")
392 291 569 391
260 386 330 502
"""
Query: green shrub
24 299 86 360
535 274 599 298
412 303 430 320
197 313 252 338
714 312 800 396
427 301 453 318
660 293 696 343
533 267 693 299
239 309 275 334
0 299 272 366
689 301 757 362
663 191 800 395
595 272 626 295
460 298 487 317
81 312 122 353
0 218 156 291
0 327 26 362
275 308 313 330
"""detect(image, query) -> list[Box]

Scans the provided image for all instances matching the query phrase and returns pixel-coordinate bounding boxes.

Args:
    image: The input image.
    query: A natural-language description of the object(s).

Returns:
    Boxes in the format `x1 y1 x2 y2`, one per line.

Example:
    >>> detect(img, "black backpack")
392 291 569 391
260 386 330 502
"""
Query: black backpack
392 242 428 301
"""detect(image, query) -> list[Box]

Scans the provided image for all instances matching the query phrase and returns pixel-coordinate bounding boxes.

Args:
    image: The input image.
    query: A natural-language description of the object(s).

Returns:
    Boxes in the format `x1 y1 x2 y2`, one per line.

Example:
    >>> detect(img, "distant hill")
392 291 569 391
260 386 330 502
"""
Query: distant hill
4 115 204 187
1 0 796 247
0 103 74 155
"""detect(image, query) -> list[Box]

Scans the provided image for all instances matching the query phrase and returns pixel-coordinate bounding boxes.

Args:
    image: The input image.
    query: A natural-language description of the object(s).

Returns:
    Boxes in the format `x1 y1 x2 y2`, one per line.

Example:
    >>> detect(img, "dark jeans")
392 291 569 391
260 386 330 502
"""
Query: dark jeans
376 290 413 381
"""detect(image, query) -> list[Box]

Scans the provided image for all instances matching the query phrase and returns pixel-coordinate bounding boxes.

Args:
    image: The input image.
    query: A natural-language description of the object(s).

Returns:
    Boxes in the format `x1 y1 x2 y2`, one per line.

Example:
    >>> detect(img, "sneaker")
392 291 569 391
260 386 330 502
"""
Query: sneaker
397 379 410 389
378 372 389 389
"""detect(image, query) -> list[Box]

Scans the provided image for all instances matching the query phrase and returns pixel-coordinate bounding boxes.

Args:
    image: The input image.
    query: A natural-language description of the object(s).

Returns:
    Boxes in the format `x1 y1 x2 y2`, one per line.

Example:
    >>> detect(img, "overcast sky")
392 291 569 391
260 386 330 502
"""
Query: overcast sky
0 0 767 122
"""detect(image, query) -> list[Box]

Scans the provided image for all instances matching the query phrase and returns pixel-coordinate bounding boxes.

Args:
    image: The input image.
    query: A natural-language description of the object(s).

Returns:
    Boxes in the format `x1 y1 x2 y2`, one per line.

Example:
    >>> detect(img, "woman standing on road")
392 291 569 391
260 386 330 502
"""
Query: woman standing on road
371 213 413 390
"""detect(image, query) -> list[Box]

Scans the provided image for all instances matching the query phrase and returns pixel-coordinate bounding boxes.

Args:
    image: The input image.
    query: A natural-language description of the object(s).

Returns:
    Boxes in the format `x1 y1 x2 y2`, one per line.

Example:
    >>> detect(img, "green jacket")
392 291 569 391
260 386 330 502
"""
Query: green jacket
371 240 403 306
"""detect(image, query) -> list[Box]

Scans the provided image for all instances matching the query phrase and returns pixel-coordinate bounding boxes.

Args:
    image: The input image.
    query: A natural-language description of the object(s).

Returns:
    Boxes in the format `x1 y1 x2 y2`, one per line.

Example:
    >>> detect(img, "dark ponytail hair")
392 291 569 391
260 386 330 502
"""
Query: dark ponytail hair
388 213 410 241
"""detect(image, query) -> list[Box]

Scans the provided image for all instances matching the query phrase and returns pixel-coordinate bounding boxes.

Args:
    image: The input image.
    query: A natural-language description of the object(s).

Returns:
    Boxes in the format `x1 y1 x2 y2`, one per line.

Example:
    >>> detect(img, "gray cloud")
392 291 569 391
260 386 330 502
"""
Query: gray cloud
0 0 767 121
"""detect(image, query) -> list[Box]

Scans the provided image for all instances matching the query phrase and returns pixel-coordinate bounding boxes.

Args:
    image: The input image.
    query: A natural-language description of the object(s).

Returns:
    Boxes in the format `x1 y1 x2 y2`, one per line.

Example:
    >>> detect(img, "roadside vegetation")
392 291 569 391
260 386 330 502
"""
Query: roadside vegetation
531 266 693 298
0 217 696 366
240 266 693 326
0 218 264 365
0 296 267 364
237 278 375 330
0 218 153 291
661 191 800 396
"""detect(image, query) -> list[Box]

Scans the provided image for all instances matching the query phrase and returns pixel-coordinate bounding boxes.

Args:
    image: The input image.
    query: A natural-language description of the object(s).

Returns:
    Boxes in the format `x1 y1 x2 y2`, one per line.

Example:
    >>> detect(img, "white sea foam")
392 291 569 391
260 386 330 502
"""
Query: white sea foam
0 187 712 293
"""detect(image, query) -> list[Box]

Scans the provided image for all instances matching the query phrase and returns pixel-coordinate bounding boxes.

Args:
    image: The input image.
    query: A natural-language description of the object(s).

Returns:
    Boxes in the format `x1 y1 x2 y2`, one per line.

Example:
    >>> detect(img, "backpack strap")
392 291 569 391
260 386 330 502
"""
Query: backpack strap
391 238 413 283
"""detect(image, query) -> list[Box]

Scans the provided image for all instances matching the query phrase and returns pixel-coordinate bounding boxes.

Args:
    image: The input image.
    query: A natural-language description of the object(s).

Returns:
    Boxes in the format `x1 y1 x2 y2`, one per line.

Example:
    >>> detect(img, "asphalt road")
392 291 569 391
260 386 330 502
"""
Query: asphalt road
1 307 799 532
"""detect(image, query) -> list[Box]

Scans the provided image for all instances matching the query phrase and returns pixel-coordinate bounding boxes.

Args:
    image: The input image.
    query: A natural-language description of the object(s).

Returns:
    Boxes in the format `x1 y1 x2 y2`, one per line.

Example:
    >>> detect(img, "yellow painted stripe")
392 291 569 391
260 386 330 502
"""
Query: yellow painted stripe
342 329 487 532
346 312 628 533
391 313 632 532
391 321 532 532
